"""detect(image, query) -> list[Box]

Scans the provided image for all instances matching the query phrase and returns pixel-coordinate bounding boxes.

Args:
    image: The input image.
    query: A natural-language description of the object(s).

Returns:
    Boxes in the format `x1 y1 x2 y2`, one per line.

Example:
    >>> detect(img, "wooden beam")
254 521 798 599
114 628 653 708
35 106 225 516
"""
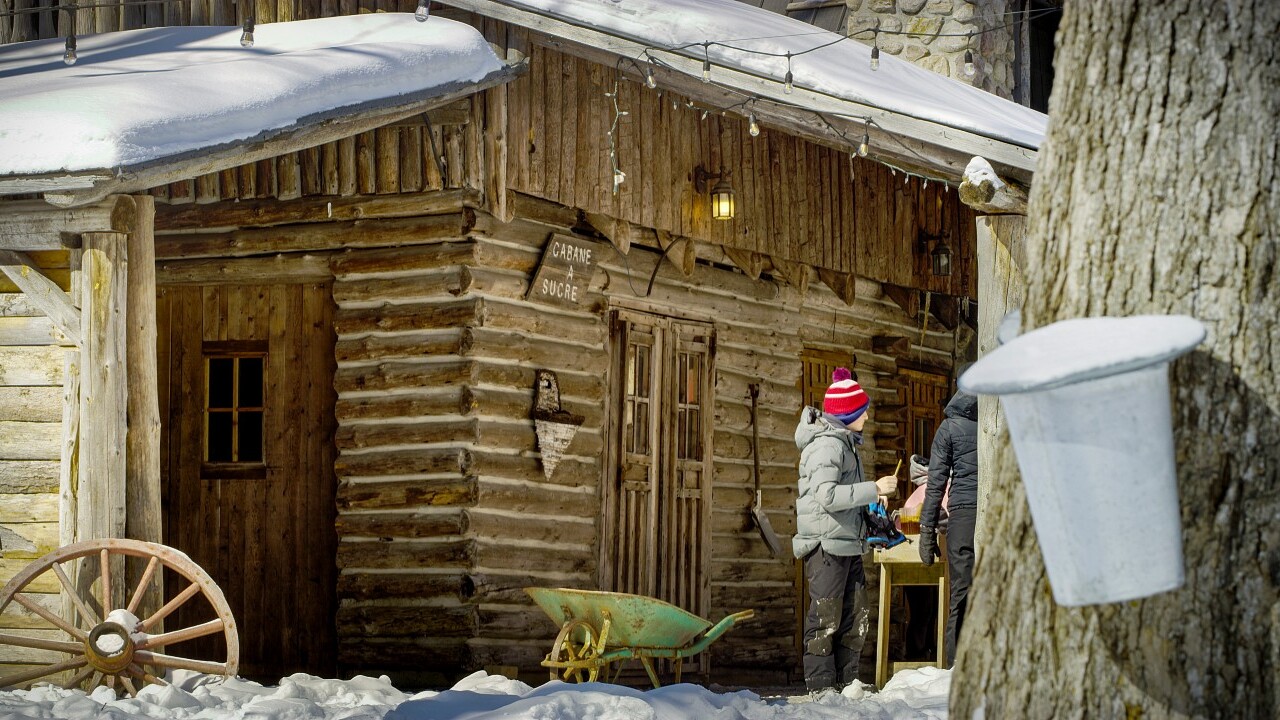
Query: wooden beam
769 256 810 294
157 254 334 285
584 212 634 255
722 246 763 281
37 63 527 208
154 188 477 232
657 230 695 277
0 196 136 250
0 249 81 345
959 157 1029 215
77 232 128 542
817 268 857 305
881 283 920 318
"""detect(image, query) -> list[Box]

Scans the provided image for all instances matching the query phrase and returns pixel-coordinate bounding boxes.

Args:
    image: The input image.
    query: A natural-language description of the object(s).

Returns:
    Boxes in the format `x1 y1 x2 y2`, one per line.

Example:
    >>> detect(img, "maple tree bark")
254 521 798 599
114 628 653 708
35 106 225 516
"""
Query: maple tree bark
953 1 1279 718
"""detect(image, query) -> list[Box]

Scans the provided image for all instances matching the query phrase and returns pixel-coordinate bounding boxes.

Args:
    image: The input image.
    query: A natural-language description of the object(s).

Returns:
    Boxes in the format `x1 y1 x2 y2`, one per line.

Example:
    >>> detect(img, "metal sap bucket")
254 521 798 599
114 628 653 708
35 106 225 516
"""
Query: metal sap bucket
960 315 1206 606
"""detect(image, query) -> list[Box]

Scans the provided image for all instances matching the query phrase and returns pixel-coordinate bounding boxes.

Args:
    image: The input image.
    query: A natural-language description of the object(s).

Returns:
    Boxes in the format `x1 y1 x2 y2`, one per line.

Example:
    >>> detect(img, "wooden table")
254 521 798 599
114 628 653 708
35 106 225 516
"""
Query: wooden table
872 535 947 688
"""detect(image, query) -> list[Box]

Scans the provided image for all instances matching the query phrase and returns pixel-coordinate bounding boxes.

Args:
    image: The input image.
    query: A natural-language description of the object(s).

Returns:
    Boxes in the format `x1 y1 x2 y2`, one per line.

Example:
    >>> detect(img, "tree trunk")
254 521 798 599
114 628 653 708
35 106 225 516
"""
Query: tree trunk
953 2 1279 719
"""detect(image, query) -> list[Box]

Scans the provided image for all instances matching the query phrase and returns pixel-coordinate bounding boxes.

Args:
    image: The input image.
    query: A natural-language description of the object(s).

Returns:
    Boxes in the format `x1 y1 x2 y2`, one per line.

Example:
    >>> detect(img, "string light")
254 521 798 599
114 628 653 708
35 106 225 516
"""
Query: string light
63 33 77 65
240 16 255 47
858 129 869 157
870 44 879 71
604 79 630 194
783 52 793 94
702 43 712 83
414 0 430 22
644 61 656 89
748 112 760 137
963 49 975 77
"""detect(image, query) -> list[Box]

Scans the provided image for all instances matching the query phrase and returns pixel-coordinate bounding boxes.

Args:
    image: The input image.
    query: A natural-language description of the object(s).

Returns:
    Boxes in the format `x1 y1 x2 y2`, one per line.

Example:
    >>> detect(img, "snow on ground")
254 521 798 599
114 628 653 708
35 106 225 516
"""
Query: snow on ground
0 667 950 720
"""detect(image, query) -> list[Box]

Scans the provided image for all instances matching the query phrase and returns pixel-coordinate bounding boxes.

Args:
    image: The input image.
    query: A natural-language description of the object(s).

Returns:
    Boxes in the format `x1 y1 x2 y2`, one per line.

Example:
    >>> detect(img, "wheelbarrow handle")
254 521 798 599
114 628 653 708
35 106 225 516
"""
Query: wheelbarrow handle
680 609 755 657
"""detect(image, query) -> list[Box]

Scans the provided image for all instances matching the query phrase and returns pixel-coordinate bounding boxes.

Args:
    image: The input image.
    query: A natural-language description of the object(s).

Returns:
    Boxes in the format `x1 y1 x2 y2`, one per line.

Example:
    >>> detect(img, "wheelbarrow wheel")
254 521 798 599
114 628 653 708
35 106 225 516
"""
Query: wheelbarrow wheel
548 619 603 683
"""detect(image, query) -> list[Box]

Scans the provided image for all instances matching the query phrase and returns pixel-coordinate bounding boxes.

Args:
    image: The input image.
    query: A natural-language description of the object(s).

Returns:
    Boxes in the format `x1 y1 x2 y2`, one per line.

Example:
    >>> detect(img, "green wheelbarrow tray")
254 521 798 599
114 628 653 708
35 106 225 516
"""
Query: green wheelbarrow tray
526 587 754 687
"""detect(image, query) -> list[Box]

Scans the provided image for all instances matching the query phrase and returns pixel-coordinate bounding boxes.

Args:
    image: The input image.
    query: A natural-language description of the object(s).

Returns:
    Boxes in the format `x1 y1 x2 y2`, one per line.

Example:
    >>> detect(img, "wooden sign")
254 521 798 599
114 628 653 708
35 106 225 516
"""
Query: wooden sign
526 234 600 308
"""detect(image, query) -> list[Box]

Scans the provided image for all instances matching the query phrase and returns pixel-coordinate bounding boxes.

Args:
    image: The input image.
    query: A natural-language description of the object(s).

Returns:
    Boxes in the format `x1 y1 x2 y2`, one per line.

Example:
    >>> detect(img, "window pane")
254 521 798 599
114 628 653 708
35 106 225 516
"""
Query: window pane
238 411 263 462
208 358 234 409
624 400 635 454
207 412 232 462
239 357 264 407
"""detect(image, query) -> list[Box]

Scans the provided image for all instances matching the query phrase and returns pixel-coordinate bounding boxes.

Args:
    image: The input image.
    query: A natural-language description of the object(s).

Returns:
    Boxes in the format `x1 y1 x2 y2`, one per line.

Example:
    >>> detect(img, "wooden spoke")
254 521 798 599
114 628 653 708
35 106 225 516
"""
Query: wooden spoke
62 665 95 690
86 671 104 691
100 548 111 616
126 556 161 615
133 650 227 675
51 562 100 627
118 674 138 697
12 593 87 640
136 618 223 651
0 632 83 654
0 655 88 688
127 663 166 687
137 582 200 633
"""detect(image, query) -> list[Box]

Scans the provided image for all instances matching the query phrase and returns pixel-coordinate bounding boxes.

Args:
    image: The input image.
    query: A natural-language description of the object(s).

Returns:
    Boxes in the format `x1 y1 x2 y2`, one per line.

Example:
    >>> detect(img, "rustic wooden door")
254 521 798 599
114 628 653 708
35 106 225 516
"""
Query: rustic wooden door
156 282 337 681
604 310 714 650
902 368 949 461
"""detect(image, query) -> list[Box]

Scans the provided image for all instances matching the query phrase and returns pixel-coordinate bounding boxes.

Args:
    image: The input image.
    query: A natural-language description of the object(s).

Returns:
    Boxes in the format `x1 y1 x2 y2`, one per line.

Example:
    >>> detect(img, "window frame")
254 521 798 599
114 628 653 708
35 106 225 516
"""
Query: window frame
201 339 268 480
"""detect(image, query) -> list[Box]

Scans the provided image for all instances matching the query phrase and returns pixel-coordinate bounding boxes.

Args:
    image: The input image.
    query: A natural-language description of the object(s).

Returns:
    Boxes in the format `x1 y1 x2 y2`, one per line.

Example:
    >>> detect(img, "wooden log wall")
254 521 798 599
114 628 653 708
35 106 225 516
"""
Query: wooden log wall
0 280 71 680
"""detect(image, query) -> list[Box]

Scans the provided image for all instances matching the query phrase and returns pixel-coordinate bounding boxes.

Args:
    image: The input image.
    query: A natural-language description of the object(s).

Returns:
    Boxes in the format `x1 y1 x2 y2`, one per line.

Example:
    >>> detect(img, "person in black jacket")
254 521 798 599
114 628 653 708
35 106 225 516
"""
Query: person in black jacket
918 390 977 668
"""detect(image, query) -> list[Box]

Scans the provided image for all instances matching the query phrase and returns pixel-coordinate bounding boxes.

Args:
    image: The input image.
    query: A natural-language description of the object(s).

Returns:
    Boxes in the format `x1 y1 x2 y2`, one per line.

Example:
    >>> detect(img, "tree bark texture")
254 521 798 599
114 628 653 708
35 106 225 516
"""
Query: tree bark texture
954 2 1279 719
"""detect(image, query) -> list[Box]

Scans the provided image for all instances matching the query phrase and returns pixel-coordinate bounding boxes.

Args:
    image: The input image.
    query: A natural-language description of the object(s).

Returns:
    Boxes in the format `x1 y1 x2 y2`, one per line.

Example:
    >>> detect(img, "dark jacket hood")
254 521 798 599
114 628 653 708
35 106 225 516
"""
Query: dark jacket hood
944 391 977 422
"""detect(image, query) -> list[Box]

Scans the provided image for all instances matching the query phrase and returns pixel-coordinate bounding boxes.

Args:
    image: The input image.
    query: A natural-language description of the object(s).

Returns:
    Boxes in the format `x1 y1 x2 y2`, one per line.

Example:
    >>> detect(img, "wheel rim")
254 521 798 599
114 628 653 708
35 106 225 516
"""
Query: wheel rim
549 619 600 683
0 539 239 693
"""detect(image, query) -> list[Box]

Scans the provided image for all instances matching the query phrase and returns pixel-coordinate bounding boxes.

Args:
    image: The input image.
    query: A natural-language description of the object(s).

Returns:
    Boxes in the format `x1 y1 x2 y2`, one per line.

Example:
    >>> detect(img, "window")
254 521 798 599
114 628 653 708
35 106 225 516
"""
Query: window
203 341 267 478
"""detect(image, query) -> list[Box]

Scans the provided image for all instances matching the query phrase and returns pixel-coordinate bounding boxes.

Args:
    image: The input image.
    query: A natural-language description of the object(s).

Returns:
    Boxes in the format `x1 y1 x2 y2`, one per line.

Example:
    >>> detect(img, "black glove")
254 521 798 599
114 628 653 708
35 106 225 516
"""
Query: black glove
918 526 942 566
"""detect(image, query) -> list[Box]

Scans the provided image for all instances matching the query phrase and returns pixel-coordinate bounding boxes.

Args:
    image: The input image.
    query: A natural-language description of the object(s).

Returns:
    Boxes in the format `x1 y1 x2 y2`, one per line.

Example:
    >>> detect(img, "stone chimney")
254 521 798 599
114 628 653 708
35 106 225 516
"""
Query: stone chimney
848 0 1020 101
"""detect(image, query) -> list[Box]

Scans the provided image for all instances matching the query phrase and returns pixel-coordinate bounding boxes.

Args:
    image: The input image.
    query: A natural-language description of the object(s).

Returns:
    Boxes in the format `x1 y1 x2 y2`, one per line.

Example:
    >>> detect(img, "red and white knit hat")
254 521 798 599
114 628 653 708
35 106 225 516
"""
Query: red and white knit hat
823 368 869 423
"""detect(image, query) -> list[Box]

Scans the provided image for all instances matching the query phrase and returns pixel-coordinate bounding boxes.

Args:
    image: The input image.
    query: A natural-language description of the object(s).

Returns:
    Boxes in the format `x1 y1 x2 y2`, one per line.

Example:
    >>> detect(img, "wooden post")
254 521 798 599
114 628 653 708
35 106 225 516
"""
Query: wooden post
125 196 163 619
973 214 1026 556
77 231 129 544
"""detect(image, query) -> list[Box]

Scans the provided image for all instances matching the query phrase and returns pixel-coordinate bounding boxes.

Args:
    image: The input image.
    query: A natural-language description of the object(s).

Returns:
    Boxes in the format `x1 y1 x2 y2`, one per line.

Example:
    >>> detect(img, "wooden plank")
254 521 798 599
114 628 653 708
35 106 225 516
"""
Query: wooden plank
157 255 333 285
483 85 511 222
124 196 162 557
0 461 58 494
155 188 474 232
0 422 59 461
0 347 63 386
77 232 128 542
0 316 69 345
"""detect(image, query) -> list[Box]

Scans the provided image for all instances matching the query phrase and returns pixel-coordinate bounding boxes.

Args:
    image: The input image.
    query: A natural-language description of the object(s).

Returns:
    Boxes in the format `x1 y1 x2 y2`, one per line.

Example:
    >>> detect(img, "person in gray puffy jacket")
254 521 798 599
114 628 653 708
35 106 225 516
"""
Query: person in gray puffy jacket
793 368 898 692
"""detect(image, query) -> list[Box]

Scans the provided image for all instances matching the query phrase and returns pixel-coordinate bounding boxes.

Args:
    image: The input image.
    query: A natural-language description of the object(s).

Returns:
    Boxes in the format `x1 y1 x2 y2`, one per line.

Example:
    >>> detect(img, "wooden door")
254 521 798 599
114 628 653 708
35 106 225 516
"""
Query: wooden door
902 368 949 461
156 282 337 681
604 310 714 652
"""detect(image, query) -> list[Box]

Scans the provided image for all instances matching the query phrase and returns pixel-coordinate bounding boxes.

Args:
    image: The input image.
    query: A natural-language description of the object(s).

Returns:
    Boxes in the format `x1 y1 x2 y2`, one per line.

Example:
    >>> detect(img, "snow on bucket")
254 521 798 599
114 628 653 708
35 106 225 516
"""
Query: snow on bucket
960 315 1206 606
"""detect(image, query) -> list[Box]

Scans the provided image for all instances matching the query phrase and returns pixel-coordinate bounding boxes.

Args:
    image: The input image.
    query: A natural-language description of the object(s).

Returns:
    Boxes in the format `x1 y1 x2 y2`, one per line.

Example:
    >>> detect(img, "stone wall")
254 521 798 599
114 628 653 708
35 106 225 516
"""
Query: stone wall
847 0 1020 101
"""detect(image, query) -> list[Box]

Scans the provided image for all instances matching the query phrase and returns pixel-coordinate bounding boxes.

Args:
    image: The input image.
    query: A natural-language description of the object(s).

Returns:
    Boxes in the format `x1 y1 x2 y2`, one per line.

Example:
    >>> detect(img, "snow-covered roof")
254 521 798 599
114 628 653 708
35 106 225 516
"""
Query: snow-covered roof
0 14 518 204
442 0 1044 180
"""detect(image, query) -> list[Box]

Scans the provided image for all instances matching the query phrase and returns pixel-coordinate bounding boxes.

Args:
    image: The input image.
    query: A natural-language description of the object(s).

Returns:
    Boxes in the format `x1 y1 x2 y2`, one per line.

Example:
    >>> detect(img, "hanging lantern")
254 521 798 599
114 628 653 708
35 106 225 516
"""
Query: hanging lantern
930 240 952 277
710 176 735 220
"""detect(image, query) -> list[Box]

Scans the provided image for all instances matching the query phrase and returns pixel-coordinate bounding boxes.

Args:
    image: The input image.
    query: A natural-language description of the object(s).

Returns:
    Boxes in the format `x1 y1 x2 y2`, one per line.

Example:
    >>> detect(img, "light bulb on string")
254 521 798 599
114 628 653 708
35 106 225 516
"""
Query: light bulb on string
783 52 793 94
870 45 879 71
702 57 711 83
748 112 760 137
415 0 430 22
858 129 869 157
645 64 656 89
701 109 709 120
963 49 975 77
240 16 255 47
63 34 76 65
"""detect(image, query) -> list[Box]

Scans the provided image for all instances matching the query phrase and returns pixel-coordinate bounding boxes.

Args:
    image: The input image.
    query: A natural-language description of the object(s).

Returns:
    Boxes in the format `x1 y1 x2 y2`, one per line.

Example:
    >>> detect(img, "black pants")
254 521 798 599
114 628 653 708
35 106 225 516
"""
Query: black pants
802 548 868 692
944 506 976 667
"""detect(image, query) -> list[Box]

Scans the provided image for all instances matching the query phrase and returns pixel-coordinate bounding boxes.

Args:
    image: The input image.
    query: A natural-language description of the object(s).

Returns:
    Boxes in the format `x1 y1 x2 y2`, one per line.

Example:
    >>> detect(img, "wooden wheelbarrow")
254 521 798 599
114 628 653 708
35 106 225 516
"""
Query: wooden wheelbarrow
526 587 754 688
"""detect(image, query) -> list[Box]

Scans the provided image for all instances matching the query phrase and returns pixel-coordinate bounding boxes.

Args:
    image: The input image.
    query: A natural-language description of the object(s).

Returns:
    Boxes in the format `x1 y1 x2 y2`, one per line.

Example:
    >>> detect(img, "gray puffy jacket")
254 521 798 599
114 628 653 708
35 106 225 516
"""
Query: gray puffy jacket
792 406 880 558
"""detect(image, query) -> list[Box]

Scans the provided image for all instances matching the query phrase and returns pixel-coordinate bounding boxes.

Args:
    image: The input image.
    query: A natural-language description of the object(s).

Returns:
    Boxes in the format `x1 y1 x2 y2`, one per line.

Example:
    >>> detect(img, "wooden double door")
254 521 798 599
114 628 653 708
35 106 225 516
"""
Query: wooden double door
603 310 715 633
157 282 337 680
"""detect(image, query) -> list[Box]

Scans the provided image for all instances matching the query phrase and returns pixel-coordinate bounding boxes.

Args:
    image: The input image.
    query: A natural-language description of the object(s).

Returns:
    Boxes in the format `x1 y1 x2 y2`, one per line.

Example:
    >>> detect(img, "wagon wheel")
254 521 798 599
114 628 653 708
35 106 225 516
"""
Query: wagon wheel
0 539 239 695
548 618 603 683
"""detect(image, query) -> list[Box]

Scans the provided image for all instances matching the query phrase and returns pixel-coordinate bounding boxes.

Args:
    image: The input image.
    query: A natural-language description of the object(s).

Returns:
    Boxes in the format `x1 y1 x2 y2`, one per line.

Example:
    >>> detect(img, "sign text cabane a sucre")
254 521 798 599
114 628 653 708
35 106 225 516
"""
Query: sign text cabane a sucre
526 234 600 308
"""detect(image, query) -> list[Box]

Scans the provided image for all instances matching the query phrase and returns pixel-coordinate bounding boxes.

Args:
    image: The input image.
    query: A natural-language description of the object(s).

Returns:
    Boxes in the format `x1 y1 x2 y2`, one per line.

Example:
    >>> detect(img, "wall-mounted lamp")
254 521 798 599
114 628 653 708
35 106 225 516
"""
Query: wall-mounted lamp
694 166 735 221
930 239 952 277
960 315 1206 606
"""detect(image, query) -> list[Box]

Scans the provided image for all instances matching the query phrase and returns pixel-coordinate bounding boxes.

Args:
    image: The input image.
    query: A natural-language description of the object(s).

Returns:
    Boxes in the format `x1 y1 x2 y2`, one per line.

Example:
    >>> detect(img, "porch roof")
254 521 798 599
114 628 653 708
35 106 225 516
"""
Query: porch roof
0 14 522 207
441 0 1046 184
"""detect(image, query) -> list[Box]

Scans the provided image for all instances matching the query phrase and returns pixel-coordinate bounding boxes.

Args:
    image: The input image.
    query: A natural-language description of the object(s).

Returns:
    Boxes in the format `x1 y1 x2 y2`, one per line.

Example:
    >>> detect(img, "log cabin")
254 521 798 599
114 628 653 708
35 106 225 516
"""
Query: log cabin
0 0 1044 688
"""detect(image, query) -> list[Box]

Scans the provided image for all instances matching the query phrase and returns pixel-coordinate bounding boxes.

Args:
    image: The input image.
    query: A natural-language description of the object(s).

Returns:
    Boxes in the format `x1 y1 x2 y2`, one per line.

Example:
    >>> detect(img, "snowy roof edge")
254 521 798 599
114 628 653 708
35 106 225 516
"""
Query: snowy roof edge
437 0 1040 183
5 63 523 208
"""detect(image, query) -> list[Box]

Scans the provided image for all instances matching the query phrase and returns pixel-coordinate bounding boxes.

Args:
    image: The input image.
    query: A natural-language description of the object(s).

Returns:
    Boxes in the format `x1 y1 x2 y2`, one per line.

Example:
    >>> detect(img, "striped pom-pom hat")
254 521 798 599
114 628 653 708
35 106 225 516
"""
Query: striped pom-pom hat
824 367 870 424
